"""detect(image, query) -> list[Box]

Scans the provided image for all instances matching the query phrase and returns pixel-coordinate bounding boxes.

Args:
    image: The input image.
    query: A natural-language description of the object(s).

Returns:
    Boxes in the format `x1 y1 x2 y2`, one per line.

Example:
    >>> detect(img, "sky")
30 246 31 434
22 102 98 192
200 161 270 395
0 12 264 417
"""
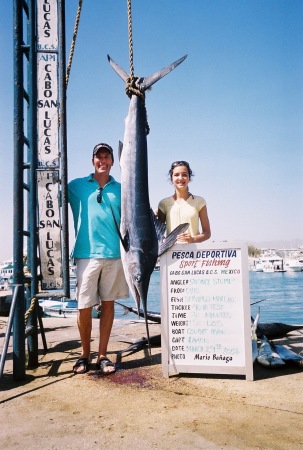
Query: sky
0 0 303 261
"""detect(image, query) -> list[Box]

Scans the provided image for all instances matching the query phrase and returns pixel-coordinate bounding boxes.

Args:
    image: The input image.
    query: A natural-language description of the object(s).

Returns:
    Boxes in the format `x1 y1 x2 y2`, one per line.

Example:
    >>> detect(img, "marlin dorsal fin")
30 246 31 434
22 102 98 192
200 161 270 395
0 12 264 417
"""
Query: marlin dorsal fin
118 141 123 162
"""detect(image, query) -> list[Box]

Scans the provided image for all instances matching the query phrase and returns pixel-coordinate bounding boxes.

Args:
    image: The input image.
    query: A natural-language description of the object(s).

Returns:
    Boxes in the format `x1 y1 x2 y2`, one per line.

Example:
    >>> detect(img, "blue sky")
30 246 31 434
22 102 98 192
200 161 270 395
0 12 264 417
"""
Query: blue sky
1 1 303 261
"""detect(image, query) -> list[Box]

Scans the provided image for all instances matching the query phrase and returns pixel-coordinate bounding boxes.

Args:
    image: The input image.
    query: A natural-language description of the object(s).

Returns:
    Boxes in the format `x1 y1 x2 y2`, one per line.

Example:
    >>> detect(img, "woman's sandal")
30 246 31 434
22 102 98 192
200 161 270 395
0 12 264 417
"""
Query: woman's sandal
73 357 89 374
96 357 116 375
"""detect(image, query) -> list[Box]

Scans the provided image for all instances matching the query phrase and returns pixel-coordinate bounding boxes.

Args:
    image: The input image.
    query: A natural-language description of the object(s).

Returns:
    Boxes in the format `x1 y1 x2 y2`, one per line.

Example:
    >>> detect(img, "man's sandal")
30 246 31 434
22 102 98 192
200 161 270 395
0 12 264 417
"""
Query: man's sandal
73 357 89 374
96 357 116 374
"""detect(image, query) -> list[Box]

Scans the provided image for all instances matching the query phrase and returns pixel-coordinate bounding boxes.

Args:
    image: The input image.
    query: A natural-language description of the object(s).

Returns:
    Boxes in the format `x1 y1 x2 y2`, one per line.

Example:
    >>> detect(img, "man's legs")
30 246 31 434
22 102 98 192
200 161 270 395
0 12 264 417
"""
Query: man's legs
74 306 93 374
97 300 115 373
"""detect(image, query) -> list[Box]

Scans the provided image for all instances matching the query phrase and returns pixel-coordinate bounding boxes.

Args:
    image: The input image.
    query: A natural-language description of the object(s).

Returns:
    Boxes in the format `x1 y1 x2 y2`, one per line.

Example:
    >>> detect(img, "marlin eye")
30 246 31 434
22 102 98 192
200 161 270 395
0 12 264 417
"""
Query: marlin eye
134 275 141 283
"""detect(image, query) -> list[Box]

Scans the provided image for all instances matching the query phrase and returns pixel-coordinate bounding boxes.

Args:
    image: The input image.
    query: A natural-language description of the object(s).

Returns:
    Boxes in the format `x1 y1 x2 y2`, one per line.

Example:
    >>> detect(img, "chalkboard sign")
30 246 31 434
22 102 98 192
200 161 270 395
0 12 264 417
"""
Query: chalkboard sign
160 241 253 380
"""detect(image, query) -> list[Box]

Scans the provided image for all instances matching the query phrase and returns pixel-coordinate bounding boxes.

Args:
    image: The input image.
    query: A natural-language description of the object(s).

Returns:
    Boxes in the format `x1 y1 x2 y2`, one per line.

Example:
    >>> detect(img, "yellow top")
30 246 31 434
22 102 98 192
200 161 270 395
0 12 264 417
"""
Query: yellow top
158 195 206 236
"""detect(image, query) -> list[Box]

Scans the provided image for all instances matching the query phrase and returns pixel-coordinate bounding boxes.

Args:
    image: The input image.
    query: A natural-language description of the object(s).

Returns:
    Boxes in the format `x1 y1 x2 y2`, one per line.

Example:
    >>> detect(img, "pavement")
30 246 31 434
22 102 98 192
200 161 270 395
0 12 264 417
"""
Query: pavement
0 314 303 449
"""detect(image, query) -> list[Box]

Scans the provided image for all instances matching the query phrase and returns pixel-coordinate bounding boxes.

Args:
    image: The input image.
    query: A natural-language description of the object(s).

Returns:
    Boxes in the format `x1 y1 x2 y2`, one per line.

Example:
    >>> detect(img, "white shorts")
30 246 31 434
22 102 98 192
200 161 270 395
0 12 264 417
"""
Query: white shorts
75 258 129 309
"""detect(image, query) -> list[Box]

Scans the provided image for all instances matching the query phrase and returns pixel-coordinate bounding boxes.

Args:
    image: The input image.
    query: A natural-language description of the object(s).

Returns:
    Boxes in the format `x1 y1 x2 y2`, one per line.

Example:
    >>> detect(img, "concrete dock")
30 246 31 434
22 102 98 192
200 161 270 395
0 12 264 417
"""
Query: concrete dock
0 315 302 449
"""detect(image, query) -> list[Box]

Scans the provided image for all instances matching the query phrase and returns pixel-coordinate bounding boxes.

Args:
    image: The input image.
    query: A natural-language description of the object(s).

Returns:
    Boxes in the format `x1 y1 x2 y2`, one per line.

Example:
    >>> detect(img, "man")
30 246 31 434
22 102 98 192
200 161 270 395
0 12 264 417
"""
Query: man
68 143 129 374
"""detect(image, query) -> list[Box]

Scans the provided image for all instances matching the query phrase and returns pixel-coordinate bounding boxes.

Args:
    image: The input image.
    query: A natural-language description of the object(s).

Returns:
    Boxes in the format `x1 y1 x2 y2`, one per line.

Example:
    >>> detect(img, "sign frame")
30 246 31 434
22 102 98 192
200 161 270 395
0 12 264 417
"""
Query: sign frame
160 241 253 380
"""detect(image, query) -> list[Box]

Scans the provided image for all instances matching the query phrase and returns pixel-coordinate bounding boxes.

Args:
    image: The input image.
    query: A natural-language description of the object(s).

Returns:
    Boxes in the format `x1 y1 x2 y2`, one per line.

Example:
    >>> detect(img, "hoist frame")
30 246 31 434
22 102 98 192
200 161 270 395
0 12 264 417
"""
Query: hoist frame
10 0 69 380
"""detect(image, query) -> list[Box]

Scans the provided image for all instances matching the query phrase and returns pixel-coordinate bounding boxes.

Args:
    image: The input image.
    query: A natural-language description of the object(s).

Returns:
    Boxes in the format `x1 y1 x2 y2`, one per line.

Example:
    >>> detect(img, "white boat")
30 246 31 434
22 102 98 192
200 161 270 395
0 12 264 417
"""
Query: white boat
251 261 264 272
262 262 275 273
69 265 77 289
251 255 286 273
39 298 99 318
39 298 78 318
0 276 11 290
284 259 303 272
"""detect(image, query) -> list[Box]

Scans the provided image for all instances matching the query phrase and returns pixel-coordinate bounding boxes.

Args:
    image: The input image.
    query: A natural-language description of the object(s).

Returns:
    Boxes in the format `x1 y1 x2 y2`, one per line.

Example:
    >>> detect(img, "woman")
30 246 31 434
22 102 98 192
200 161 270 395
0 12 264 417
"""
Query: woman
158 160 211 243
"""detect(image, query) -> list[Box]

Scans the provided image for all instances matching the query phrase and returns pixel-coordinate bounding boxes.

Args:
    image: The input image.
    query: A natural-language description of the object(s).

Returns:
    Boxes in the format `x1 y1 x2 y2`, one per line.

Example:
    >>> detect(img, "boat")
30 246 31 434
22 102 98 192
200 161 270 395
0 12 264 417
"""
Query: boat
249 258 263 272
154 257 160 271
38 297 99 318
69 264 77 289
258 256 286 273
154 263 160 271
39 298 78 318
0 260 14 280
262 262 275 273
250 256 286 272
284 259 303 272
251 260 264 272
0 276 11 290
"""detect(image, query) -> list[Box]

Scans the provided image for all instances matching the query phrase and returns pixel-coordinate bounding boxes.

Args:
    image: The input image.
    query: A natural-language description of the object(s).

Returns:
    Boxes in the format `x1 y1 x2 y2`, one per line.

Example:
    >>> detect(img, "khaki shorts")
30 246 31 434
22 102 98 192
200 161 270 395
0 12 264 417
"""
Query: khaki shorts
75 258 129 309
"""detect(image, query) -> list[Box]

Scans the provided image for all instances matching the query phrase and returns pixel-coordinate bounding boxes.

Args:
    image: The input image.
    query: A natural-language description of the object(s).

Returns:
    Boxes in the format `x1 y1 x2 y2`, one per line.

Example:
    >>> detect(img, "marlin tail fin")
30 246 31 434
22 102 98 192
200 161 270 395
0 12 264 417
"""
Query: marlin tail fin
107 54 188 91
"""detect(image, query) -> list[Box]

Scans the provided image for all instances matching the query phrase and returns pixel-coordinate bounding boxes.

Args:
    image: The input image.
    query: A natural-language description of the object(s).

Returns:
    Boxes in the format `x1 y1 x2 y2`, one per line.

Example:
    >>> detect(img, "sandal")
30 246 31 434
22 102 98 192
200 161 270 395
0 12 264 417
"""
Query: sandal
73 357 89 374
96 357 116 375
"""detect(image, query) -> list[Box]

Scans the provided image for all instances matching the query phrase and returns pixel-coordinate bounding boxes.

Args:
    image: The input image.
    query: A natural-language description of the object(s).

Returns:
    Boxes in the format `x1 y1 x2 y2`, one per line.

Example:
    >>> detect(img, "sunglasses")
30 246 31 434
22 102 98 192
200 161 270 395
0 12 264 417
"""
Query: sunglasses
171 160 189 168
97 187 103 203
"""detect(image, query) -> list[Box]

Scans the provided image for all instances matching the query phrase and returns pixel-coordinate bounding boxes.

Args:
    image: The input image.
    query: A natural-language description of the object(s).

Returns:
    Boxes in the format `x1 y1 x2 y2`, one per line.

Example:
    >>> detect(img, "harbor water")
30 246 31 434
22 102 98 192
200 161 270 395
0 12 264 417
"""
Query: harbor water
115 270 303 325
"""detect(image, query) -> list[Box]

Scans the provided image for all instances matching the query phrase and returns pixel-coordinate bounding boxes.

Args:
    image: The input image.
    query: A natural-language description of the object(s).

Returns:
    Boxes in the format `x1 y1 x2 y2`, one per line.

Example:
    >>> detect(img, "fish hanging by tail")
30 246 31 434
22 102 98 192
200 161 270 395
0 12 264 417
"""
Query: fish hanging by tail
108 53 188 353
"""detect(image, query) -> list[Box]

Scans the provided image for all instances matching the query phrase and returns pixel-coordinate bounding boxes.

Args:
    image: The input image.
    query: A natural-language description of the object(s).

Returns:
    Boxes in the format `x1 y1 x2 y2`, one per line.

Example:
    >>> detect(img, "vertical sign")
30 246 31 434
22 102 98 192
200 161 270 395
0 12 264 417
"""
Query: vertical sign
160 242 253 380
37 170 62 289
37 0 59 168
36 1 62 290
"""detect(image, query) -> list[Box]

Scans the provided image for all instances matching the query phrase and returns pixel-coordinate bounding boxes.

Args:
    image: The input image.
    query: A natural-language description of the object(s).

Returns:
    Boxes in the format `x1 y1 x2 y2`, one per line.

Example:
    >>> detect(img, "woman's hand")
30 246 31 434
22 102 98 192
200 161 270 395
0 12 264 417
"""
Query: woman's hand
177 232 194 243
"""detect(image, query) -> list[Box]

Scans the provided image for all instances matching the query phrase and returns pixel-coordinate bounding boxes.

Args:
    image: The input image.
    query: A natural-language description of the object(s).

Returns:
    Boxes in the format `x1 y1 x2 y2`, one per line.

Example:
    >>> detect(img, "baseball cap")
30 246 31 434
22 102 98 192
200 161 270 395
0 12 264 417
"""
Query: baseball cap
92 143 114 159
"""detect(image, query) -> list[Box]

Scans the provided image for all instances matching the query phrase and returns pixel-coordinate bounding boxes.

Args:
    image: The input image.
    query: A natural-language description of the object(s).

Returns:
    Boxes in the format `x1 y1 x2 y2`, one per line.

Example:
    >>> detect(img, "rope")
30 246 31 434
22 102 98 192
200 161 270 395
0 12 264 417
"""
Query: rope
127 0 135 79
24 296 38 326
126 0 150 135
125 76 144 99
66 0 83 87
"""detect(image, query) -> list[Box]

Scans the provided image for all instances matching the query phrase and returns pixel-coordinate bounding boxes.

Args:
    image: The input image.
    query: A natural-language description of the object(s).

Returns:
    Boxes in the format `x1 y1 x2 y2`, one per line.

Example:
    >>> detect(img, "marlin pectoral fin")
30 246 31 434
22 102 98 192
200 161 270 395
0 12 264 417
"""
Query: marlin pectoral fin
158 223 189 256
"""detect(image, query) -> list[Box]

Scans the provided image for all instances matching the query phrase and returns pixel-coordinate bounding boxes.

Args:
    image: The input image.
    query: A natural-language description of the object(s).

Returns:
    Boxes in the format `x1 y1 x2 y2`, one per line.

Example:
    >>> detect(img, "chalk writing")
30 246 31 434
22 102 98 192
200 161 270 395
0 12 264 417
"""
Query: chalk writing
167 246 245 366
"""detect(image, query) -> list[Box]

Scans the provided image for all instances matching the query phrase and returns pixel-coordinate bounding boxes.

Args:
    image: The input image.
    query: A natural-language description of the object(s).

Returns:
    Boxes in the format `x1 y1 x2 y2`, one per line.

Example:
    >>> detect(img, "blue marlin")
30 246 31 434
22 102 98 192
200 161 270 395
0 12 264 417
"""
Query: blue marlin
118 334 162 355
115 301 161 324
257 336 286 368
271 343 303 368
108 54 188 348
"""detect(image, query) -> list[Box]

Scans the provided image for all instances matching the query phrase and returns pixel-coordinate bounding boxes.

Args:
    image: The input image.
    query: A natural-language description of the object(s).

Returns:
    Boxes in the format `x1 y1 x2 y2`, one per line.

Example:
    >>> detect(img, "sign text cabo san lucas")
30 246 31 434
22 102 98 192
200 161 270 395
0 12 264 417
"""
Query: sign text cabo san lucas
37 0 62 289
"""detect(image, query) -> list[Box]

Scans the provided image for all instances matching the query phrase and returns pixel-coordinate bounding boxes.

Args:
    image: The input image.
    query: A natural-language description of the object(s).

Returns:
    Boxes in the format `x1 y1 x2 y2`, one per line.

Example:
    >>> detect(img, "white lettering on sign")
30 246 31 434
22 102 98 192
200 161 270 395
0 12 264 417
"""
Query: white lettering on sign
37 53 59 168
37 170 62 290
37 0 58 50
37 0 59 168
